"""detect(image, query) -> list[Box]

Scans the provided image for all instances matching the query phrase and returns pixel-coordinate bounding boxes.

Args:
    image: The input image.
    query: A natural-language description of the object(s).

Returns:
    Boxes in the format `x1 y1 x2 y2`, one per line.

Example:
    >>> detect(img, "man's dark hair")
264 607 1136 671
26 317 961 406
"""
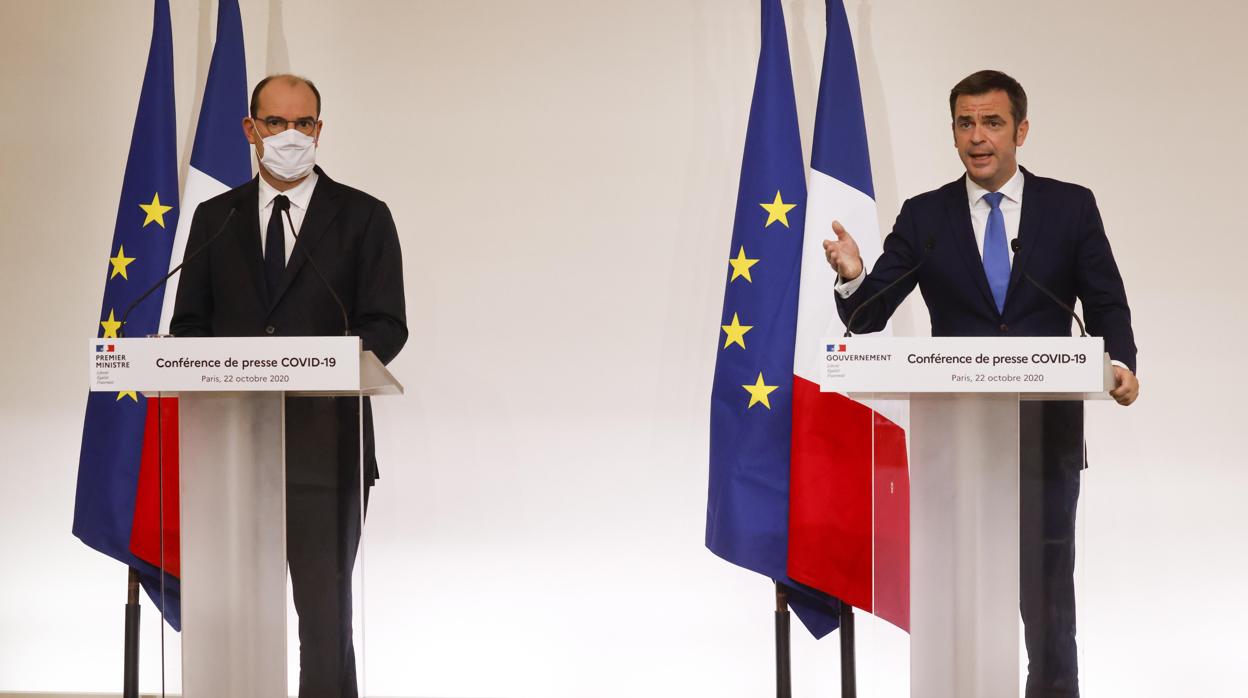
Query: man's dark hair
249 74 322 117
949 70 1027 126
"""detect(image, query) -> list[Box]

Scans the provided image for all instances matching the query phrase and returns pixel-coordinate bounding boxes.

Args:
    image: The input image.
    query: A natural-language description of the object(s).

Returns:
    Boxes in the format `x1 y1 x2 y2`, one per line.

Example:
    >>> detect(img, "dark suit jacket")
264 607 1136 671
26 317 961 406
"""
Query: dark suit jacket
837 168 1137 470
171 167 408 486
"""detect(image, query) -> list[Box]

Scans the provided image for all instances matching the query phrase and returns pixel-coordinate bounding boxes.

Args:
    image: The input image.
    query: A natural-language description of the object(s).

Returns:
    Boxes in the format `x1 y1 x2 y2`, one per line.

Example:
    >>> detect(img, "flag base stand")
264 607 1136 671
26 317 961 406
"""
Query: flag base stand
775 584 858 697
775 583 791 698
124 568 140 698
839 602 856 698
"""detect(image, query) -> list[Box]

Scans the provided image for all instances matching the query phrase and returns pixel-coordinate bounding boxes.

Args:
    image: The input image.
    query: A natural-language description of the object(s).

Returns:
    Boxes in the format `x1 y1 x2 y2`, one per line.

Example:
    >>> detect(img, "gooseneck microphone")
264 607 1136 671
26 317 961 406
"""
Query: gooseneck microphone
843 236 936 337
281 204 351 337
118 205 238 338
1010 238 1087 336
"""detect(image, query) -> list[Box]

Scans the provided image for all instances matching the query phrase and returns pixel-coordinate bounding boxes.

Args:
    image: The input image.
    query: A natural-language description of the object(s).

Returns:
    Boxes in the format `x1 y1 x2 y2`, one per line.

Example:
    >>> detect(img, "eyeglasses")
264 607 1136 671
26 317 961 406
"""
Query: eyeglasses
255 115 318 135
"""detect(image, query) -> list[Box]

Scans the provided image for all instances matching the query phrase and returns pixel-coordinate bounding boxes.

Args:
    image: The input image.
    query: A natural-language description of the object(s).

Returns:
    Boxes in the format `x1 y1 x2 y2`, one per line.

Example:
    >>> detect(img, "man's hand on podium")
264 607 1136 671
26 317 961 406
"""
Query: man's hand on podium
823 220 864 281
1110 365 1139 406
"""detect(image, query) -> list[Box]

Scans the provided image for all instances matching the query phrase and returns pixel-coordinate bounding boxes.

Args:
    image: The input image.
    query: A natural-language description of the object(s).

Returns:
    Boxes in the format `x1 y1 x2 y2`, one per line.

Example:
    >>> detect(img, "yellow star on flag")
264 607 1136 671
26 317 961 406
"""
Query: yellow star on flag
117 391 138 403
109 245 136 280
743 372 779 409
728 246 759 283
721 313 753 349
760 191 797 228
100 309 122 339
139 192 174 228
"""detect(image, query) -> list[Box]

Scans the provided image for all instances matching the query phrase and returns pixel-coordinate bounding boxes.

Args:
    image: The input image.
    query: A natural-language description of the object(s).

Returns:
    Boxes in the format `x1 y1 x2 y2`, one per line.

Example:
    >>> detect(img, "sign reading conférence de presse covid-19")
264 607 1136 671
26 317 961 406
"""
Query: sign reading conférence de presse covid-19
820 336 1106 394
88 336 360 393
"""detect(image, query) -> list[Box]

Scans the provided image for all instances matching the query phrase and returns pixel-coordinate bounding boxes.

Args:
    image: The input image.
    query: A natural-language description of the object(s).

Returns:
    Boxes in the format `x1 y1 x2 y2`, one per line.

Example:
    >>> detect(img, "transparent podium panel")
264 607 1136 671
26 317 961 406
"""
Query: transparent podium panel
785 395 914 697
281 393 370 698
893 395 1086 698
145 390 369 698
127 392 185 696
1016 398 1087 698
855 398 914 698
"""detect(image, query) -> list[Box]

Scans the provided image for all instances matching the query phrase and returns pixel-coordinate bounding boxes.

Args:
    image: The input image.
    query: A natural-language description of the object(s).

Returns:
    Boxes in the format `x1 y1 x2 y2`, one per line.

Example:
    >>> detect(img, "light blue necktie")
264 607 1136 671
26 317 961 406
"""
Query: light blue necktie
982 191 1009 314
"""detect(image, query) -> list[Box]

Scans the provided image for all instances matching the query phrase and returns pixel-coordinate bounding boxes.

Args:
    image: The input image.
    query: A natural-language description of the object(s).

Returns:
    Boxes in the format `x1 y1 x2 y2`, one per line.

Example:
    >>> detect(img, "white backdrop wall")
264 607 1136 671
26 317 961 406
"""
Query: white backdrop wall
1 1 1245 696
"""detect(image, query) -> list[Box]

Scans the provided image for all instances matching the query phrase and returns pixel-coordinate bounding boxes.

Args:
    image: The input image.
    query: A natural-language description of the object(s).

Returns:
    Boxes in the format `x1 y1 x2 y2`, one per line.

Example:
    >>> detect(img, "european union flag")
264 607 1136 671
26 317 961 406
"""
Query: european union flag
705 0 841 637
73 0 182 626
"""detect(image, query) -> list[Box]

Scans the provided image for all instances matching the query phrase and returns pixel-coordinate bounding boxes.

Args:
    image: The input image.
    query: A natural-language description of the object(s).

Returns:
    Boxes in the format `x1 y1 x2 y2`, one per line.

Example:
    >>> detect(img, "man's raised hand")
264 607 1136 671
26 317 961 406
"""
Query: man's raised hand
823 220 864 280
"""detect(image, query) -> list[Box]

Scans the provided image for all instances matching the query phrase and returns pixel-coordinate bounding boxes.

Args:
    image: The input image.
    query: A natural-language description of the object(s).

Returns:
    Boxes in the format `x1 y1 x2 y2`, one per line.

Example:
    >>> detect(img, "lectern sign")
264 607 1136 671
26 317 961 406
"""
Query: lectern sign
820 336 1105 393
88 336 361 392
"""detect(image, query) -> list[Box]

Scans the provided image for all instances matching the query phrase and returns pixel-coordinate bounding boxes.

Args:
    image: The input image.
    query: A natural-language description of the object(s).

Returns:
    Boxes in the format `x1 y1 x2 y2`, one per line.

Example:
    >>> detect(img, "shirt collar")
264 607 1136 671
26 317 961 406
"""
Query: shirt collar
966 166 1024 207
258 170 319 212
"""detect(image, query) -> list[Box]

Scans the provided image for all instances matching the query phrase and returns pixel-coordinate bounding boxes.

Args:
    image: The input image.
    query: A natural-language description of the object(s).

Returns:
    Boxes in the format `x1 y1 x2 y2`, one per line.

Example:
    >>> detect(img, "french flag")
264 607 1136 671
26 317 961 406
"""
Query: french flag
787 0 911 632
127 0 251 628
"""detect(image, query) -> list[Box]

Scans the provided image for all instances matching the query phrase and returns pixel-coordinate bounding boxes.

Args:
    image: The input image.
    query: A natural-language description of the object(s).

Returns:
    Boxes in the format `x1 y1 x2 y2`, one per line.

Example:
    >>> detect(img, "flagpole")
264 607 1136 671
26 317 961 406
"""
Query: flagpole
839 603 856 697
123 568 140 698
775 583 791 698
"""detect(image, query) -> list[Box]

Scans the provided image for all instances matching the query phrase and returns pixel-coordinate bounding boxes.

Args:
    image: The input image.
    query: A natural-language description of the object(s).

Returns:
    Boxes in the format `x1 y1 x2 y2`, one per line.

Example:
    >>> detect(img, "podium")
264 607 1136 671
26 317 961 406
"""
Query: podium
88 336 402 698
820 336 1111 698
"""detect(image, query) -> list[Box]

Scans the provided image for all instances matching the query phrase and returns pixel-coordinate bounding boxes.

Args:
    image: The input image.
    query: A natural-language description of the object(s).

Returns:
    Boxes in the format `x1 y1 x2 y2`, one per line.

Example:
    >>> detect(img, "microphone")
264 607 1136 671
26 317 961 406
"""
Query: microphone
843 236 935 337
1010 238 1087 337
119 205 238 338
281 204 351 337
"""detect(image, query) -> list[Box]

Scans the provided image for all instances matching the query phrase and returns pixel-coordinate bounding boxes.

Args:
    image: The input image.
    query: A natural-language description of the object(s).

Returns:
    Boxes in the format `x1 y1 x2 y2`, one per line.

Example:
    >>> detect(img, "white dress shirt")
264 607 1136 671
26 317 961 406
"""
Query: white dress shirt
835 167 1024 298
258 171 319 265
967 166 1023 266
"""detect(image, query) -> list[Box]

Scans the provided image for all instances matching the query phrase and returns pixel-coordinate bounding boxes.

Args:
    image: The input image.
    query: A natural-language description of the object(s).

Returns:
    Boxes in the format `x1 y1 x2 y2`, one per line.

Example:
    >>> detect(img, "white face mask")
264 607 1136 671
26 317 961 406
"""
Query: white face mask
254 122 317 182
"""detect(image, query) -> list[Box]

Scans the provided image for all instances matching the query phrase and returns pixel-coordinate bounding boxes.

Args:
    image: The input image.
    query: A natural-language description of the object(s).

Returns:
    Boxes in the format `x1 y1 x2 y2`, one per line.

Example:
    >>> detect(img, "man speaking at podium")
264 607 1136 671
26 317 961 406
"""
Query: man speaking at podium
823 70 1137 697
171 74 407 698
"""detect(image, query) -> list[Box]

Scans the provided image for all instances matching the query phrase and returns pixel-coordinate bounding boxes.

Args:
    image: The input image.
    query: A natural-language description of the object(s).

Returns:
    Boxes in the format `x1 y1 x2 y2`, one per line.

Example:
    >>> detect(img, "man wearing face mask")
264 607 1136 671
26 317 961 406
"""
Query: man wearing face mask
171 74 407 698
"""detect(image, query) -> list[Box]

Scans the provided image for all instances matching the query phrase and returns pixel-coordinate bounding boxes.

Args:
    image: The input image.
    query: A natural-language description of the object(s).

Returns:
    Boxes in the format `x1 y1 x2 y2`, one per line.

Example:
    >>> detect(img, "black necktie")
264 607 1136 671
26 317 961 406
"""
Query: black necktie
265 195 289 300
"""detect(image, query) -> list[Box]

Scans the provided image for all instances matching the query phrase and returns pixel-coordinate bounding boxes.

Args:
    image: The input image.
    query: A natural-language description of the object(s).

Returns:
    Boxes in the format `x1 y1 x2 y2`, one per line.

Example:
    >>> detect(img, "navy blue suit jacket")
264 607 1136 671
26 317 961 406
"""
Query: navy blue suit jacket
837 168 1136 472
836 167 1136 373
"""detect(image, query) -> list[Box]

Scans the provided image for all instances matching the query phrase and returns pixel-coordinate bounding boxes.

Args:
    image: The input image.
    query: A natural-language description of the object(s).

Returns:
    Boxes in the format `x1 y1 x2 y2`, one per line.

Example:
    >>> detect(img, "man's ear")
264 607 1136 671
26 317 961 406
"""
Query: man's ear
1015 118 1030 147
242 117 258 146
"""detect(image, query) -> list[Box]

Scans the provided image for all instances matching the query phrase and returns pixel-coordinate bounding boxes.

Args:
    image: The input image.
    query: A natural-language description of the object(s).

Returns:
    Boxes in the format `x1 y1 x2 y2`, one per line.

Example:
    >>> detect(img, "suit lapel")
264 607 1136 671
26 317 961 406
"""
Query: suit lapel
229 178 270 307
268 169 343 311
945 178 999 314
1006 167 1043 305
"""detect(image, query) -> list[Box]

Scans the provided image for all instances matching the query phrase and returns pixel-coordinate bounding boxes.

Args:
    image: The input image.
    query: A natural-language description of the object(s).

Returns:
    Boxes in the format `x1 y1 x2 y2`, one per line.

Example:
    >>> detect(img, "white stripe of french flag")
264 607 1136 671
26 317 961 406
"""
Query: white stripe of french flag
159 167 235 332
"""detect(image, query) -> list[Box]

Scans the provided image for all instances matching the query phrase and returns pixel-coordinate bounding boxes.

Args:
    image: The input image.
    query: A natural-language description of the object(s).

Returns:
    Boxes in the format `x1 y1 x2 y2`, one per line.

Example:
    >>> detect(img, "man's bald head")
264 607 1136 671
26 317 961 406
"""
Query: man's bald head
250 74 321 118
